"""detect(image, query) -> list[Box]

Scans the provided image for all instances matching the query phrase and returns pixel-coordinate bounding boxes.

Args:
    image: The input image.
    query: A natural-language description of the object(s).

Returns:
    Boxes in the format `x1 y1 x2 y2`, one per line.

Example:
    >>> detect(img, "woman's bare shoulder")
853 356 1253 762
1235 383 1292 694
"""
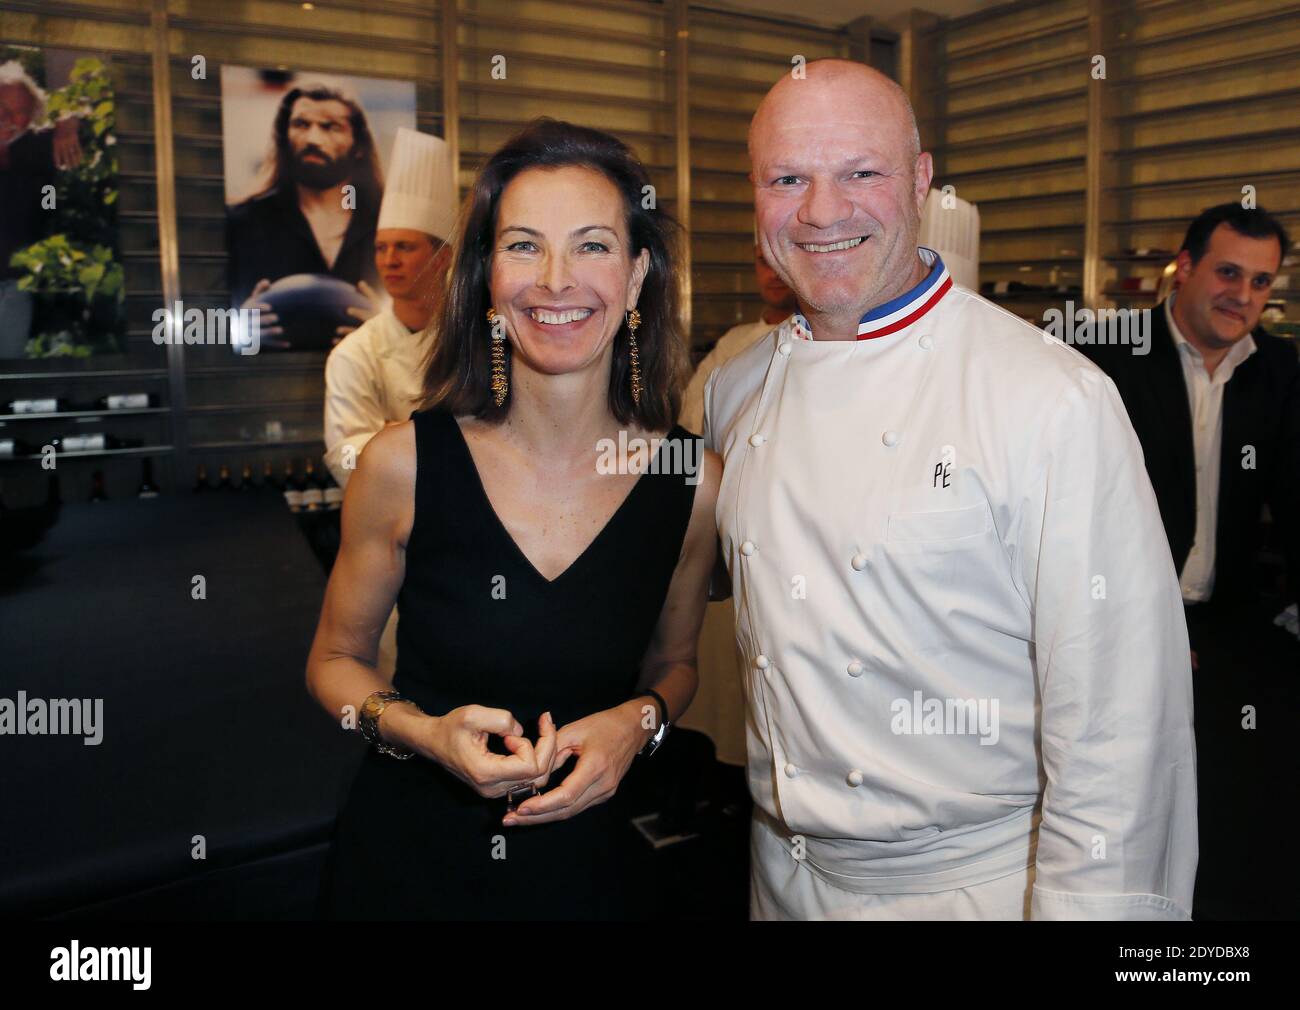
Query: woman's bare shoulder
346 421 418 541
357 420 417 486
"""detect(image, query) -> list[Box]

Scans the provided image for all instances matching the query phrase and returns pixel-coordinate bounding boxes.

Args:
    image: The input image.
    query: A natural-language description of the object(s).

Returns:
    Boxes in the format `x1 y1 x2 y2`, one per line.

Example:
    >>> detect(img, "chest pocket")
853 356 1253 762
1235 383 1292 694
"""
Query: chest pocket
877 501 998 656
886 501 992 547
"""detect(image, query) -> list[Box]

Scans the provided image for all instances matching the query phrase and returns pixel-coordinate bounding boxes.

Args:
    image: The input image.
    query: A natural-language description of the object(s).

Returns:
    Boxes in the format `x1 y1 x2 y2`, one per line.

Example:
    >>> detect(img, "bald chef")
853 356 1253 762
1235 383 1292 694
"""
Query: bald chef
703 59 1198 920
324 126 455 488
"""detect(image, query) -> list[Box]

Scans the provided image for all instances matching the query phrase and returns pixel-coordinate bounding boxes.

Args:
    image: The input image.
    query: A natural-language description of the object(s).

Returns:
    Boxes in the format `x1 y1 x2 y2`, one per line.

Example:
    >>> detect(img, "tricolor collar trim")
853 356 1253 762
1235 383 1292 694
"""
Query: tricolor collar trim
790 246 952 342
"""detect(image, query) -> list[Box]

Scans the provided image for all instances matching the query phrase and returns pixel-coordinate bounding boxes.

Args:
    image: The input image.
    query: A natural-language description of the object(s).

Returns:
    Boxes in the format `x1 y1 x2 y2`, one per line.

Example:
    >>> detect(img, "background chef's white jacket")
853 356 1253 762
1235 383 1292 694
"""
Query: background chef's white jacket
681 319 777 436
324 307 431 487
703 249 1198 920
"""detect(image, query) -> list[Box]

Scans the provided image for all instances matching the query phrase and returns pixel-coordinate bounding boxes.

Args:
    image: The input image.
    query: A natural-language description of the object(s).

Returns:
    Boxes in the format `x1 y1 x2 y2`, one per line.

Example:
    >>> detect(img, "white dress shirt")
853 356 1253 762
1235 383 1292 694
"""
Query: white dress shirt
704 247 1198 919
323 307 431 487
1164 292 1257 602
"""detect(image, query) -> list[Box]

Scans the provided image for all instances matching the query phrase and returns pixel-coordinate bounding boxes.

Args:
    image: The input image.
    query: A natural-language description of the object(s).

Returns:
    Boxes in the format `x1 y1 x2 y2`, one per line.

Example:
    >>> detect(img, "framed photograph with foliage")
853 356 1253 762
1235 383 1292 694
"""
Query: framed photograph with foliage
0 45 125 359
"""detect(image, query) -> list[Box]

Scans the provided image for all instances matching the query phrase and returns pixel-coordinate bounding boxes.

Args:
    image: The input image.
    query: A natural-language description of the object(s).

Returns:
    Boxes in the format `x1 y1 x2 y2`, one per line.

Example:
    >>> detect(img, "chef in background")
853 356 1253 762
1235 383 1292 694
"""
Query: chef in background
681 225 798 436
324 127 456 488
323 126 456 677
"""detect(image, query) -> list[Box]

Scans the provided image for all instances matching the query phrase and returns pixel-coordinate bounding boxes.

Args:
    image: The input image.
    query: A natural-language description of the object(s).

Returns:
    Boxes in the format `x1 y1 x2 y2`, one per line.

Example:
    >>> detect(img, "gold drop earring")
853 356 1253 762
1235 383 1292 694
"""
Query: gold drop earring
626 308 642 407
486 307 508 407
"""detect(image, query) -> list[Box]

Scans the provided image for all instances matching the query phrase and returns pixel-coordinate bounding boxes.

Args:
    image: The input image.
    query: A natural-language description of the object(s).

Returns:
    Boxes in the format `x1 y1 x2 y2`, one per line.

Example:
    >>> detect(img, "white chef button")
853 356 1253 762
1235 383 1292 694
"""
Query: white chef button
749 433 766 447
778 342 792 356
784 762 798 778
847 659 864 677
881 430 900 447
847 769 864 787
741 540 756 556
850 552 868 571
755 654 770 669
918 334 933 350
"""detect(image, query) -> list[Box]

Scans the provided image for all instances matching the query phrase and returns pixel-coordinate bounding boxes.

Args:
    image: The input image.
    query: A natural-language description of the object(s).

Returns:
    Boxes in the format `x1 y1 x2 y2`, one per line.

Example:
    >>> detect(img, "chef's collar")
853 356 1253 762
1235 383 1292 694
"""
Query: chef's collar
373 305 423 357
790 245 952 341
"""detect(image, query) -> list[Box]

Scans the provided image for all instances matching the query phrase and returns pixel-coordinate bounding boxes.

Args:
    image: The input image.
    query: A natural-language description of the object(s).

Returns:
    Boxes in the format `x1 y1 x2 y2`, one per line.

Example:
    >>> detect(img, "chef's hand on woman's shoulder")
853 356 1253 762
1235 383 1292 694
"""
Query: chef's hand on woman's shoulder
406 706 558 799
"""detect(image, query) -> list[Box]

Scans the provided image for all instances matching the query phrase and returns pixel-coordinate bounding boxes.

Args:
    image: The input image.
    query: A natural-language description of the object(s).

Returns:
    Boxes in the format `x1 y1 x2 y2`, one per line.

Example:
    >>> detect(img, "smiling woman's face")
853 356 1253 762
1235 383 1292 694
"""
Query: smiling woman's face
489 165 649 379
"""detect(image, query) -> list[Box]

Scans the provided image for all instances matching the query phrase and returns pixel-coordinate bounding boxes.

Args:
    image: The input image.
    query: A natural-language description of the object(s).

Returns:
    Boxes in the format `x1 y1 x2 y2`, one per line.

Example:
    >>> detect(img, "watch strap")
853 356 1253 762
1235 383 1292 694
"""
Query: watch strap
359 690 418 759
636 688 670 757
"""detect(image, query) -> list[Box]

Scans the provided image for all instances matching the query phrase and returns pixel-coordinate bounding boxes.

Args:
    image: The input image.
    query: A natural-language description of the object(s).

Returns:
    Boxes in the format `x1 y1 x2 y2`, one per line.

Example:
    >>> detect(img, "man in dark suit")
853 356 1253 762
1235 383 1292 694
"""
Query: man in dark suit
1081 203 1299 920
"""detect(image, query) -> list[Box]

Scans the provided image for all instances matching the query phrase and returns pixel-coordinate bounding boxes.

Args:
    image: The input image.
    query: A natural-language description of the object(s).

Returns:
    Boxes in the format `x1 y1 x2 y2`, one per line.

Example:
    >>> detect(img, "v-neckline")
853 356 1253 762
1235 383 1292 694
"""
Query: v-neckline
446 413 670 587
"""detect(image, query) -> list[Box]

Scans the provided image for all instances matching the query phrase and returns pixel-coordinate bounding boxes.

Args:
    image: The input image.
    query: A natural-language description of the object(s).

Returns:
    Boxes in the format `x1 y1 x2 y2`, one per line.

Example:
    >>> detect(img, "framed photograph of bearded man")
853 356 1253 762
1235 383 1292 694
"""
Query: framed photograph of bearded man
219 66 416 352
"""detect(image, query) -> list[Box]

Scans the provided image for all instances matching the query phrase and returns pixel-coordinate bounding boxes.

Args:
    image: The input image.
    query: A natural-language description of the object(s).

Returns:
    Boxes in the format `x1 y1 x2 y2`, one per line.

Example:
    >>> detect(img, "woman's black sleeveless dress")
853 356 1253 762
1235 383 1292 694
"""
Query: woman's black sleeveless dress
317 407 700 920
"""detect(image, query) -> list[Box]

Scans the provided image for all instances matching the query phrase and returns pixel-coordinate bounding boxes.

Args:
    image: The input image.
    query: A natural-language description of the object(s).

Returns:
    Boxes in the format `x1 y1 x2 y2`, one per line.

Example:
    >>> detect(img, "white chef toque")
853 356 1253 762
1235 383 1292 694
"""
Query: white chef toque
920 187 980 291
376 127 457 242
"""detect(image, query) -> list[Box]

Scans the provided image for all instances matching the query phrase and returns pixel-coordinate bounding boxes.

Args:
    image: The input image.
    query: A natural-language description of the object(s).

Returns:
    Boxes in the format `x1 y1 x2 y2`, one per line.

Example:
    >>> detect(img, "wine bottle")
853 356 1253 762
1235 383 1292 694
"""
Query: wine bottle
216 464 234 491
89 471 108 502
283 461 304 512
262 460 280 492
8 397 64 414
60 433 101 452
239 462 254 491
96 392 157 411
137 459 160 498
194 464 210 492
321 468 343 511
57 433 143 453
300 459 324 511
0 436 35 458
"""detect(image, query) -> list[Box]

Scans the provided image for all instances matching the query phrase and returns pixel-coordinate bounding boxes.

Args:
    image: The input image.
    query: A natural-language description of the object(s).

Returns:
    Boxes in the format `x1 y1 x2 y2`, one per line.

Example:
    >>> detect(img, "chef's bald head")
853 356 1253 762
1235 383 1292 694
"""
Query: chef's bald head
748 60 921 172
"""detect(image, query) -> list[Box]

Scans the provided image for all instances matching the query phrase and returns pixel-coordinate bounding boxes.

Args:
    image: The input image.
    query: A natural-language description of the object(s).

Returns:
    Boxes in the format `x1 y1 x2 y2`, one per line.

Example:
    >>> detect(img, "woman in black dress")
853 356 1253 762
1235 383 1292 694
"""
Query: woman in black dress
307 118 721 920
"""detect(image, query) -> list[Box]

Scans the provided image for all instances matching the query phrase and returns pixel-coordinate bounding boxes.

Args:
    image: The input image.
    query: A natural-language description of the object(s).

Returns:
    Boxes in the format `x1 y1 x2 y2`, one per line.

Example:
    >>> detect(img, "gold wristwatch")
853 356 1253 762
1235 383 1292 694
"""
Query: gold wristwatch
358 690 420 759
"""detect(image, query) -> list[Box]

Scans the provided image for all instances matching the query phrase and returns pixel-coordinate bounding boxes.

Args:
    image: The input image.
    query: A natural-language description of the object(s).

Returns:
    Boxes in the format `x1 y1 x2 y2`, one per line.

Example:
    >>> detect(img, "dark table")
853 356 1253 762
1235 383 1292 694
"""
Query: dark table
0 490 365 919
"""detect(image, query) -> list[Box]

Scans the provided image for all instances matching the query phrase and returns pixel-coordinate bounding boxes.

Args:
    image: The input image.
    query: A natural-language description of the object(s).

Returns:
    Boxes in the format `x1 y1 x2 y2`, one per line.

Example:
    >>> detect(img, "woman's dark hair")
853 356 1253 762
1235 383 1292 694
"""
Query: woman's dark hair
416 117 688 431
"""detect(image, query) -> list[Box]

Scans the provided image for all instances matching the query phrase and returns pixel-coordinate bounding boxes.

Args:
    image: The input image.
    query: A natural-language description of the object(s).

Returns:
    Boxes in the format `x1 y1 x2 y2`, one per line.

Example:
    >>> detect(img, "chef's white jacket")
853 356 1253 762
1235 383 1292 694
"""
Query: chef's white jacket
323 307 431 487
703 247 1198 920
679 317 782 767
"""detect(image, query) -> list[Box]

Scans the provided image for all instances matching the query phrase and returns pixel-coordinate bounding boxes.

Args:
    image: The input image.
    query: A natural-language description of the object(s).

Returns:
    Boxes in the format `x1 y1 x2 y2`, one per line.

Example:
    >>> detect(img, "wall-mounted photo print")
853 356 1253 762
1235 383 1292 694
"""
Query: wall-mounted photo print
0 46 126 359
219 66 416 352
